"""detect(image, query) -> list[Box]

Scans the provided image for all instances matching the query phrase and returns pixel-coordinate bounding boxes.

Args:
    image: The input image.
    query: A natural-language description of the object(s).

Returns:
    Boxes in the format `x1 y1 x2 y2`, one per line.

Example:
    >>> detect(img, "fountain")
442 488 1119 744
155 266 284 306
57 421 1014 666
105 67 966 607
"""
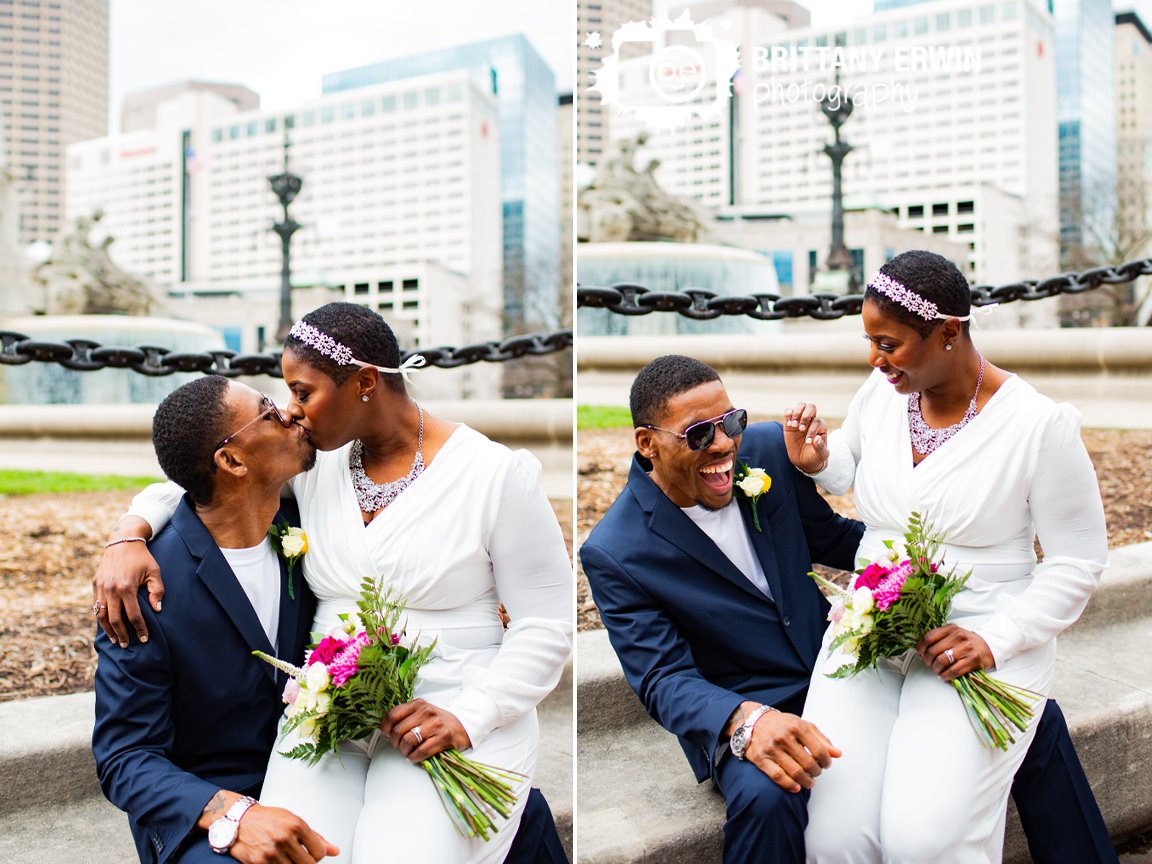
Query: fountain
576 132 780 337
0 211 225 404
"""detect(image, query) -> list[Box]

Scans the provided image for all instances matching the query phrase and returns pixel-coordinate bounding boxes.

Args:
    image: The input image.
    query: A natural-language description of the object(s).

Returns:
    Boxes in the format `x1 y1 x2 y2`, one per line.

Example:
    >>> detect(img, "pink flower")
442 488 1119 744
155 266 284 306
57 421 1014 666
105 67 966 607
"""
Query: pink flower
391 633 401 645
827 597 846 624
308 635 349 666
327 632 373 688
873 561 913 611
854 562 891 591
282 678 300 704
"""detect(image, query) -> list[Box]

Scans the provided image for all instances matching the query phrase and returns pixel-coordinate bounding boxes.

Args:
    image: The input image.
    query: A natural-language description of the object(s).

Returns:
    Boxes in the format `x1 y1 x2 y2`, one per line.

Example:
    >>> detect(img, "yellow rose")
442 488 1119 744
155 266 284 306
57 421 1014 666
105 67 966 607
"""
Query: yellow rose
281 527 308 558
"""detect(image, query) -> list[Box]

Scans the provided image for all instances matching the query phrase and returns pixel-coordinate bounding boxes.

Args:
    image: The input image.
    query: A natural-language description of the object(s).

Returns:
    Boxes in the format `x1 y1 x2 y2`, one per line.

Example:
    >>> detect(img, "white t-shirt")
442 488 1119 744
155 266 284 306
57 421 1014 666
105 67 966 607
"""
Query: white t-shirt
681 501 773 601
220 537 282 652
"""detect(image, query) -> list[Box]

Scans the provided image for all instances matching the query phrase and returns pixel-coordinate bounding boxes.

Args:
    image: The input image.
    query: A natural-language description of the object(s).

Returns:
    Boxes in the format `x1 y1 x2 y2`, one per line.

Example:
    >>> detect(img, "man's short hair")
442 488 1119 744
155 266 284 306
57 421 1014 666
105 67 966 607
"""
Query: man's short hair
152 376 232 505
630 355 721 428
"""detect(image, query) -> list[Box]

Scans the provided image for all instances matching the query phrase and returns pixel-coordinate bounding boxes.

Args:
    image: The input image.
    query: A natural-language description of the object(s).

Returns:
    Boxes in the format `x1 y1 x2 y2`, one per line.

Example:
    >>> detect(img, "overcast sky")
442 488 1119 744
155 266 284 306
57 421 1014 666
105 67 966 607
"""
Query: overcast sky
108 0 574 134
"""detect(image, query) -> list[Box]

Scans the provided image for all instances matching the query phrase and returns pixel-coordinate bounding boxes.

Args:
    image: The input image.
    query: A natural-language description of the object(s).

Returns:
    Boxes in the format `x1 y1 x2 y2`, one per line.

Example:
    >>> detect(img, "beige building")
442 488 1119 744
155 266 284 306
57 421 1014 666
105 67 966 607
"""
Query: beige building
120 80 258 134
1115 12 1152 256
577 0 652 168
0 0 108 247
558 92 573 313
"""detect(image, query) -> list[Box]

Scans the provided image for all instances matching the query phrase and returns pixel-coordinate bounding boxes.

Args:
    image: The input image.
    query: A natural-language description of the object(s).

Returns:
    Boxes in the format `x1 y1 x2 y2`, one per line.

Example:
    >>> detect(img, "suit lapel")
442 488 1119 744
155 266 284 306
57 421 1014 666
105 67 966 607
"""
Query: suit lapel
630 454 770 603
738 493 784 604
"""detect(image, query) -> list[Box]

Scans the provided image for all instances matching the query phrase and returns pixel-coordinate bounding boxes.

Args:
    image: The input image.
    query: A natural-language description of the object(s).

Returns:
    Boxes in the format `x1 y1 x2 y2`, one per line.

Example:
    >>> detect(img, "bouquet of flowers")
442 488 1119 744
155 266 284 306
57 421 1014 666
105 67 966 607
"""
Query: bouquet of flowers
809 512 1041 751
254 577 524 840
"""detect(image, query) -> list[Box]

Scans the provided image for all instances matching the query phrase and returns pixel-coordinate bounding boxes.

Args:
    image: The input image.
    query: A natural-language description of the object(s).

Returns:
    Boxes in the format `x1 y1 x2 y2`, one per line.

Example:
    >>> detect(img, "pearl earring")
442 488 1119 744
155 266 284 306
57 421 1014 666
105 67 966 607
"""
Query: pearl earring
361 394 370 402
945 344 953 351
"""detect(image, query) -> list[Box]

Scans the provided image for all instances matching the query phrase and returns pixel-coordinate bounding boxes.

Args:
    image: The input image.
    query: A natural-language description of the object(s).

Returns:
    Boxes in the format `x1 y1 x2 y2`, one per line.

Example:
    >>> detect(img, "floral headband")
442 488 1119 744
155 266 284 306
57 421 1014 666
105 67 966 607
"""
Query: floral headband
287 320 426 381
866 271 995 322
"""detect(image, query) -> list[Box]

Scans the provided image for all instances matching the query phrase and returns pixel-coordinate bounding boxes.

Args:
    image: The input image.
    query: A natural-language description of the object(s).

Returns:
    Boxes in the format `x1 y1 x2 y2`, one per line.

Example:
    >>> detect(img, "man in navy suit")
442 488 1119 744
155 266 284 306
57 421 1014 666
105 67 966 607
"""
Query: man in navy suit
93 376 336 863
581 355 1116 864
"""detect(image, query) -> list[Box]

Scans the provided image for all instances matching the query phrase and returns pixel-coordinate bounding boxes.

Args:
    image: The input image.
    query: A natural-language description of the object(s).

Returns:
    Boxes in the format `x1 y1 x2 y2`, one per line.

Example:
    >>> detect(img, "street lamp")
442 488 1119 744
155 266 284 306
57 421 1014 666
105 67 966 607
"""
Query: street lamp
815 68 857 292
269 132 303 342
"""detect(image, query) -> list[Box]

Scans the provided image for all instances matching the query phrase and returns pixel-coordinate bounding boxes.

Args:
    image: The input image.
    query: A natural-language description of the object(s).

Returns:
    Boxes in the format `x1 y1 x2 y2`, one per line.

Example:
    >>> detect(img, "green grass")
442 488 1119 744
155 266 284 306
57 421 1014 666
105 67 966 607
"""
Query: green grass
0 469 162 495
578 405 633 430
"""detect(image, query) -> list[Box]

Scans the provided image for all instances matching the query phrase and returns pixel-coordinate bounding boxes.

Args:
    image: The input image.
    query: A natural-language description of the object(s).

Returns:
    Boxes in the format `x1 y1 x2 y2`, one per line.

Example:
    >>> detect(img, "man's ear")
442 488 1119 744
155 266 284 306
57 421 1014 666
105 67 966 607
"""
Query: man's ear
635 427 657 459
214 445 248 479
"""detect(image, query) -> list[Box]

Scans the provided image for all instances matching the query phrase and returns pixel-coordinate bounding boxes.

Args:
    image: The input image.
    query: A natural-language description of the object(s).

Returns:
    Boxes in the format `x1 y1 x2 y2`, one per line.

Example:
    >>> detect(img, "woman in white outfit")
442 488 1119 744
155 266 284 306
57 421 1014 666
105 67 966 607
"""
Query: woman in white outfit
102 303 573 864
784 251 1108 863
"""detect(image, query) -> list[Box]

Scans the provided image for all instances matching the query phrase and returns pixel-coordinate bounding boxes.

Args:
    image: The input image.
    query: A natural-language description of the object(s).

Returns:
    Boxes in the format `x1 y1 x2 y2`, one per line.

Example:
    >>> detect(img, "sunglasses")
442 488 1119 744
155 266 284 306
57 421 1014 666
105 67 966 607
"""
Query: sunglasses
210 394 290 473
641 407 748 451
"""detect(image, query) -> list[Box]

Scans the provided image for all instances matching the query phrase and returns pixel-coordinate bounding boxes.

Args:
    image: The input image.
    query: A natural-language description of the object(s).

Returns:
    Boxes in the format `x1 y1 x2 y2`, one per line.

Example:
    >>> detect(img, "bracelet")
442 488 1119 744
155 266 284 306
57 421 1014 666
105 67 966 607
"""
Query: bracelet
104 536 148 549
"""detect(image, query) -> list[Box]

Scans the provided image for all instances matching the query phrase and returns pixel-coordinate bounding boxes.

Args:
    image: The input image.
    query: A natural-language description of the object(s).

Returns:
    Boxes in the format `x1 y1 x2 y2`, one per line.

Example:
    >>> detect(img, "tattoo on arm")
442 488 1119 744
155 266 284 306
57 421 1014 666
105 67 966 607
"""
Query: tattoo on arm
203 791 229 818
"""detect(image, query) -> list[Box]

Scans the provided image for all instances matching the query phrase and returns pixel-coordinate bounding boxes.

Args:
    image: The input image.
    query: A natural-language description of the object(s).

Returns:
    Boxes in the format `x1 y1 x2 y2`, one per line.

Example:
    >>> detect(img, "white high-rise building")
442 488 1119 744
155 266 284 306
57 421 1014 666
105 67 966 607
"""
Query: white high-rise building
1115 11 1152 253
0 0 108 248
611 0 1061 304
66 71 504 398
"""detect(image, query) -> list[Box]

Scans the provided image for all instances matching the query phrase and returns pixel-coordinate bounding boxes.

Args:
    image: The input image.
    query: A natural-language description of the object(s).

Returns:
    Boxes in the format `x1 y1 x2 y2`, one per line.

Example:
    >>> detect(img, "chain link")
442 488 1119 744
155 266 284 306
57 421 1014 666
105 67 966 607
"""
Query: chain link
577 258 1152 320
0 328 573 377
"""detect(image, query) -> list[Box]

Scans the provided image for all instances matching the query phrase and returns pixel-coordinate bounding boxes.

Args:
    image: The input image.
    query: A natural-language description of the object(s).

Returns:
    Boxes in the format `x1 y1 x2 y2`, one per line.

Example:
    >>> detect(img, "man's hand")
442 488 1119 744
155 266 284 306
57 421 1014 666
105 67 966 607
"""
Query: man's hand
92 518 163 647
198 791 338 863
744 710 841 794
231 804 339 863
380 698 471 763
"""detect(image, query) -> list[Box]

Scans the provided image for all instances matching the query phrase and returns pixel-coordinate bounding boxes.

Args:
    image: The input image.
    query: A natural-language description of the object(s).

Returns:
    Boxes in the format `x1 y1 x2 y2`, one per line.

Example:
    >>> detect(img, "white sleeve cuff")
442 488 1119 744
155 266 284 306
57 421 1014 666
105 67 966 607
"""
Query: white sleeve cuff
974 612 1026 670
442 687 504 749
125 481 185 536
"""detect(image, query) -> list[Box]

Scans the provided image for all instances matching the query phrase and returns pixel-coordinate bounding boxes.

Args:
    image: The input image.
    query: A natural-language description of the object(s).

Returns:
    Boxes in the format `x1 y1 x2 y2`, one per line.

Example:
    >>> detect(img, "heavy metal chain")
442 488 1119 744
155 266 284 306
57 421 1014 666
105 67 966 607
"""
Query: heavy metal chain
577 258 1152 321
0 329 572 378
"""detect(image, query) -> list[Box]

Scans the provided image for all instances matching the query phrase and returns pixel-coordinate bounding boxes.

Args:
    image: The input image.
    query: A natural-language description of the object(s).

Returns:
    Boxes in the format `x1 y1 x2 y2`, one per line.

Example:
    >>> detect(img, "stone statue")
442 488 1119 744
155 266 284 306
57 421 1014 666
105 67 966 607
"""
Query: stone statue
35 210 156 315
578 132 703 244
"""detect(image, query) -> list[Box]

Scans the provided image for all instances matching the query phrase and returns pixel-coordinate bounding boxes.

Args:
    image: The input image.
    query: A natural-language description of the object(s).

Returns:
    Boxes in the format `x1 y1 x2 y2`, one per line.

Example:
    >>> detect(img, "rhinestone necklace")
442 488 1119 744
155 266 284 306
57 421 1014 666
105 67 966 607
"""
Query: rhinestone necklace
350 402 424 513
907 355 984 457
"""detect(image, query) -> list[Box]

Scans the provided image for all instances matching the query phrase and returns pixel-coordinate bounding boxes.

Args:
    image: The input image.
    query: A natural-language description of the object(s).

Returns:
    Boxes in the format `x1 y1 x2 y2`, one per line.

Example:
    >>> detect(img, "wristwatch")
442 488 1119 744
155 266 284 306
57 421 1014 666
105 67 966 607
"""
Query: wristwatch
208 795 257 855
729 704 775 760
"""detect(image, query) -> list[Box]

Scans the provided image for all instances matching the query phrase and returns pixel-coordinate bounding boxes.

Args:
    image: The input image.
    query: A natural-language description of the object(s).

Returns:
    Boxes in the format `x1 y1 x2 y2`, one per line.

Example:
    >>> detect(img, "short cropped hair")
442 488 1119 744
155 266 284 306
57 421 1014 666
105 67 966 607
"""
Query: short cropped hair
284 302 405 392
630 355 721 428
152 375 232 505
866 250 973 338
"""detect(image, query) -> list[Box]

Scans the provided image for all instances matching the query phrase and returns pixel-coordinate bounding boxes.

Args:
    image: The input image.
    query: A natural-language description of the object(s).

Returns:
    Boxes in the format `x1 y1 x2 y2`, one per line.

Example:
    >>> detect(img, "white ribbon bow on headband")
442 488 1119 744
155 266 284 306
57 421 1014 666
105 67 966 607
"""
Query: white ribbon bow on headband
351 353 427 383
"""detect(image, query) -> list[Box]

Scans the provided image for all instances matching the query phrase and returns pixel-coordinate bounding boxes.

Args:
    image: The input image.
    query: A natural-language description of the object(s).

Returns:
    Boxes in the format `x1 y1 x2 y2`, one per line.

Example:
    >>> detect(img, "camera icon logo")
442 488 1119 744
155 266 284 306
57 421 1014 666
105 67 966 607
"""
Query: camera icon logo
590 11 740 131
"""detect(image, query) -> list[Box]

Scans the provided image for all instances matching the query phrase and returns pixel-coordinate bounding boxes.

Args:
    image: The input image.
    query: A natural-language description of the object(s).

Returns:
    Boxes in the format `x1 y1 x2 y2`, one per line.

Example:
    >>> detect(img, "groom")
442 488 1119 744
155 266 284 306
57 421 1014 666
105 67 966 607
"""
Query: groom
580 354 1115 863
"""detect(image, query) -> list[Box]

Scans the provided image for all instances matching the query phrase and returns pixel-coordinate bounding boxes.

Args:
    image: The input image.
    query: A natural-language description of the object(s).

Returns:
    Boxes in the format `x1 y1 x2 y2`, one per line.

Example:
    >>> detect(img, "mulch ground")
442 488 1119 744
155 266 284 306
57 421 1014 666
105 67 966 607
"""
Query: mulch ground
0 493 573 703
577 426 1152 632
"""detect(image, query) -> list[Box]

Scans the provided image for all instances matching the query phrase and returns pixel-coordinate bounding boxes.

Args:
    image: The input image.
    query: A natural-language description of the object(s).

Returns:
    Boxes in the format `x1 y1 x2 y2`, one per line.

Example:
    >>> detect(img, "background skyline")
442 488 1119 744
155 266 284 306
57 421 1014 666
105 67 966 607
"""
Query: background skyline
108 0 575 133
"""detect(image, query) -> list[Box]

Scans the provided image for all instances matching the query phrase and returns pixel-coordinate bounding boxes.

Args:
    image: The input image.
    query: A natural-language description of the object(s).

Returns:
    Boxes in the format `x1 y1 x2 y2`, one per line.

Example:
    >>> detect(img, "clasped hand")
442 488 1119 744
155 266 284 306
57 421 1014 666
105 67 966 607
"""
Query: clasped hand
379 698 472 763
745 710 841 794
917 623 995 681
230 804 338 864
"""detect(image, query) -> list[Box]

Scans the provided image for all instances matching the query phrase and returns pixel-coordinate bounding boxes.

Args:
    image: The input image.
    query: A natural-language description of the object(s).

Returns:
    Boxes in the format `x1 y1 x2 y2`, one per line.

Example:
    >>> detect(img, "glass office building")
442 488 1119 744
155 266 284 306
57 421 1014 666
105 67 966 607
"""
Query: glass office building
323 35 560 336
1055 0 1117 254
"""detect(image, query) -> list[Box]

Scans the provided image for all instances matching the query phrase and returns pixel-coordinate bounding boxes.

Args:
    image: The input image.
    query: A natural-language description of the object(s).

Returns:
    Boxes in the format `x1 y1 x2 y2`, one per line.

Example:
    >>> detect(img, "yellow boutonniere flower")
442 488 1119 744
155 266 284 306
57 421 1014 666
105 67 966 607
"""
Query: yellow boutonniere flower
734 462 772 532
269 519 308 600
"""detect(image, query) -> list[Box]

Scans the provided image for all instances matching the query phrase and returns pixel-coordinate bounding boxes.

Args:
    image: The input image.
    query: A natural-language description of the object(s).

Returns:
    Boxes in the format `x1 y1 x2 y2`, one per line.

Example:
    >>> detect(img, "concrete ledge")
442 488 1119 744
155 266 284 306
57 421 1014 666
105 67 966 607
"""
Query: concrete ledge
1077 542 1152 628
0 660 572 863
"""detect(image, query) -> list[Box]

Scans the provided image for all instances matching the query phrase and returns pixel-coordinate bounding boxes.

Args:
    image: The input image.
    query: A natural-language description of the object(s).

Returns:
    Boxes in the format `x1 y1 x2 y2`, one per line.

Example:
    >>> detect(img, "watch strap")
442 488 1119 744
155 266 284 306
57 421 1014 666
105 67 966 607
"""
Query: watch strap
730 703 775 760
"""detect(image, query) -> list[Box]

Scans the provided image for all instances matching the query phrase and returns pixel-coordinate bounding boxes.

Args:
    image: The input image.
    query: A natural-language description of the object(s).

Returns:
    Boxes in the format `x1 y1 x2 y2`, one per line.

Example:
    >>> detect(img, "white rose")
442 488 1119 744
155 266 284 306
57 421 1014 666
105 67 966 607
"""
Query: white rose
737 468 771 497
305 662 330 693
852 587 875 614
281 528 307 558
313 692 333 716
296 717 317 741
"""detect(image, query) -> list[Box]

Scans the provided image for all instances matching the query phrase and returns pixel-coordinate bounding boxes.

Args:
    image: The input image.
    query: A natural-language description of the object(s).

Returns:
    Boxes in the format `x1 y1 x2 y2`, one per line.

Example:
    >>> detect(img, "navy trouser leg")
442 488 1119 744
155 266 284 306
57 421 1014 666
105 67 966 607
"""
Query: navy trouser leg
504 786 569 864
1012 699 1117 864
714 749 809 864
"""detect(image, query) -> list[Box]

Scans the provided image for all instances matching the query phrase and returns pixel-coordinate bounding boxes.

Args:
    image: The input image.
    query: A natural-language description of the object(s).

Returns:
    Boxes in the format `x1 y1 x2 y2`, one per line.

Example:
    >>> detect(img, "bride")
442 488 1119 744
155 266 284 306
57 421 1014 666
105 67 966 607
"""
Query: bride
785 251 1109 863
94 302 573 863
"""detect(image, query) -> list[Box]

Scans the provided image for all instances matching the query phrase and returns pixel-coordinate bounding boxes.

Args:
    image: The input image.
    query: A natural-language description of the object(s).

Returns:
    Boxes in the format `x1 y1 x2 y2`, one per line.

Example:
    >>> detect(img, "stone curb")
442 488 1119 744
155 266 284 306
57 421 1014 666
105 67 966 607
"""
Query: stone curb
0 661 572 863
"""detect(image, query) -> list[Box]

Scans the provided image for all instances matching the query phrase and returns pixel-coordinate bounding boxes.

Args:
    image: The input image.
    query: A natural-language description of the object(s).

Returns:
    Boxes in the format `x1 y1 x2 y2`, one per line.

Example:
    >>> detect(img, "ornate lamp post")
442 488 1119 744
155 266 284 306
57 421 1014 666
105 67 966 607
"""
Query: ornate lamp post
816 70 856 290
269 133 303 342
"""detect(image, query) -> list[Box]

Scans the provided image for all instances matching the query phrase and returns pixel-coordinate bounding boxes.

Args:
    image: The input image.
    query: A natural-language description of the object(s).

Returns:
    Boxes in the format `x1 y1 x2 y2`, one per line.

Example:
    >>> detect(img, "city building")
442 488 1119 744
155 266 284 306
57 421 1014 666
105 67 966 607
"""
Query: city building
66 71 504 399
0 0 108 248
321 34 559 337
577 0 654 169
1055 0 1116 258
1114 11 1152 256
607 0 1061 315
559 92 573 309
120 80 258 134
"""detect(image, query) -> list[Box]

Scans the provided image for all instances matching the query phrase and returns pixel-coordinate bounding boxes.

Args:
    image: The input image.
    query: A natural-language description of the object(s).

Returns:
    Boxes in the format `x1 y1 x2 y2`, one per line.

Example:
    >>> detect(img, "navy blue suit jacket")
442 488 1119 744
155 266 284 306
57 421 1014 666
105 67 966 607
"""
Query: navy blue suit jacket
93 496 317 864
581 422 863 782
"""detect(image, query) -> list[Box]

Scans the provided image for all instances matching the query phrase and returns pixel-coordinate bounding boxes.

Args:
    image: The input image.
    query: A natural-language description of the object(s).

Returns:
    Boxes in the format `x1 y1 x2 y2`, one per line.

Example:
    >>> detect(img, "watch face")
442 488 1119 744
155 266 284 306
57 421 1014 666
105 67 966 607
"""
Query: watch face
208 817 238 852
731 726 748 756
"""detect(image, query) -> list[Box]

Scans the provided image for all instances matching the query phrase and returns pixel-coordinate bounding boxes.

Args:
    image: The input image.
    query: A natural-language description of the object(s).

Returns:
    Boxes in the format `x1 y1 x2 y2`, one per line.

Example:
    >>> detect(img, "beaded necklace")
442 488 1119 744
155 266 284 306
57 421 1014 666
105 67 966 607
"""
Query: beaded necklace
350 402 424 513
907 355 984 457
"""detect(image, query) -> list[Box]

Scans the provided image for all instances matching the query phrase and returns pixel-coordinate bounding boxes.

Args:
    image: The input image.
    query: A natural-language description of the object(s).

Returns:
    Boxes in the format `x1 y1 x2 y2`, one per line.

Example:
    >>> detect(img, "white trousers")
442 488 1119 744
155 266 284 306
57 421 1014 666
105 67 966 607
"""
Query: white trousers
260 710 537 864
802 637 1052 864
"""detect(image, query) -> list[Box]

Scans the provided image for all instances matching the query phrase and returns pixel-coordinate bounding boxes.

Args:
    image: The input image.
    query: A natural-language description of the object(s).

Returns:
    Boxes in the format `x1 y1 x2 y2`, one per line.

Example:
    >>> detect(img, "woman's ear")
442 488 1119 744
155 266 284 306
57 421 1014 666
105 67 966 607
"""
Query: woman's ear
940 318 962 348
356 366 380 401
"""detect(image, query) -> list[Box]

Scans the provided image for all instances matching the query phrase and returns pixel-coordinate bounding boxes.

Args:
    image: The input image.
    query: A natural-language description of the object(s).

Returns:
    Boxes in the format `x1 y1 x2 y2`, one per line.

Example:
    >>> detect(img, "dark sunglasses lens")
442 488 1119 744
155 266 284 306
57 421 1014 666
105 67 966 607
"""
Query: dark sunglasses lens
685 421 715 451
724 409 748 438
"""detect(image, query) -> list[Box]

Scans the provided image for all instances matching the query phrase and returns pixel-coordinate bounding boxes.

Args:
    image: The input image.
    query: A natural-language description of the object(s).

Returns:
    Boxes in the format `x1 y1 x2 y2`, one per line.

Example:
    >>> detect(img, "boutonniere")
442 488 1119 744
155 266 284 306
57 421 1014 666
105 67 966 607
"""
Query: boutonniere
269 519 307 600
734 461 772 533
